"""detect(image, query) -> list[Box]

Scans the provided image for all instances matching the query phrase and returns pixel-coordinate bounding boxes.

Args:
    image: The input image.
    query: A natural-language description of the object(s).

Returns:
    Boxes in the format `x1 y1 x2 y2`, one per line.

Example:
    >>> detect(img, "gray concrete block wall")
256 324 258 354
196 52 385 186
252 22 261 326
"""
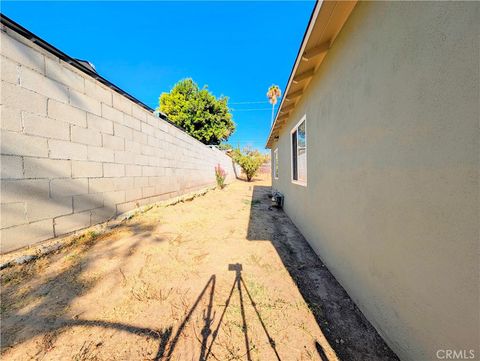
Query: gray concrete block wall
0 27 237 253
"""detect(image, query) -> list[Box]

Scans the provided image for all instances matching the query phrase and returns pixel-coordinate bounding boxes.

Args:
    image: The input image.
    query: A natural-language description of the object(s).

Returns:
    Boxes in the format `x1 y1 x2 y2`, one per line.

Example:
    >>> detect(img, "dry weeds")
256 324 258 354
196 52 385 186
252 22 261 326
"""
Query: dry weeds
0 173 397 361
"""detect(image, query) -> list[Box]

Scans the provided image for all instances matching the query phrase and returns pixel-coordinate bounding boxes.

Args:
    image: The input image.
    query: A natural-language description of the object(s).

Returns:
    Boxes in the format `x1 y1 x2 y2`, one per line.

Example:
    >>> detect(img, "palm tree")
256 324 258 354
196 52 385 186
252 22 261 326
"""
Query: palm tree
266 85 281 126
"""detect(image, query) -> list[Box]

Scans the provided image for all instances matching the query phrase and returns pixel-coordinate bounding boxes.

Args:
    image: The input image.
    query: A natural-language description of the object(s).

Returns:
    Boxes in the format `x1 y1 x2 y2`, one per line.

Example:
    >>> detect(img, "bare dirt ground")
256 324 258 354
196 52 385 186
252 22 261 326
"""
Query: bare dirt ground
0 172 398 361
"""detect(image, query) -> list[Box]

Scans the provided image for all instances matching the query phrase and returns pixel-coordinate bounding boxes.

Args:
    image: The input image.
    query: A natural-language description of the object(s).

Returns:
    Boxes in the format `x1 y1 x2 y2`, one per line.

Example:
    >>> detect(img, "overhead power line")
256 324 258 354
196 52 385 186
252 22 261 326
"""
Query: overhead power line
231 108 272 112
229 100 270 105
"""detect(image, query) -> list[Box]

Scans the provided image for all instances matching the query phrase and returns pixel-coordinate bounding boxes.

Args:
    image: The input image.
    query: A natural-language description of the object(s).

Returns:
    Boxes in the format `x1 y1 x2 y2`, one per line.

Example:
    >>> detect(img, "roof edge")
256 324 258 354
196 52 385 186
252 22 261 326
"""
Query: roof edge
265 1 357 149
265 1 322 149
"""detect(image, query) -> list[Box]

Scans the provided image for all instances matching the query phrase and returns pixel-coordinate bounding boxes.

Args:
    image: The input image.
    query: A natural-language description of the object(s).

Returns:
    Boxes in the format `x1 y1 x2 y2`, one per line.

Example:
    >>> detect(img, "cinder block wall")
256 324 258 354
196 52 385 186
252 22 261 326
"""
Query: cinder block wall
0 27 237 253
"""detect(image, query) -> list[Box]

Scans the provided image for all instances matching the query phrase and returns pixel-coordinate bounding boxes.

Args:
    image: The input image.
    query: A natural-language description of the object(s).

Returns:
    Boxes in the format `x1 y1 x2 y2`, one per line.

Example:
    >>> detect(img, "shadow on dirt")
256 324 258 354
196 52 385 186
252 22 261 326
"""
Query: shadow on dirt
0 220 171 358
1 252 279 360
157 263 281 361
246 184 399 361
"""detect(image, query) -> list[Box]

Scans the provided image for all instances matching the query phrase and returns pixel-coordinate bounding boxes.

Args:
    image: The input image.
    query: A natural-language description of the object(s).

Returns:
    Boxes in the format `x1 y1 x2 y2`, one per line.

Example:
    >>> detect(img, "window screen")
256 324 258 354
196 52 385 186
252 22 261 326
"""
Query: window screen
291 117 306 184
292 131 298 180
274 148 279 179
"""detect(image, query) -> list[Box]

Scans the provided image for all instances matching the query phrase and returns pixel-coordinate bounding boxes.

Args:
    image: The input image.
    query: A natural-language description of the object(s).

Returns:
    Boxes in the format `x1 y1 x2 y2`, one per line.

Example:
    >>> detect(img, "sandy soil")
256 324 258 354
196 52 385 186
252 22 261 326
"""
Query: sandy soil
0 172 398 361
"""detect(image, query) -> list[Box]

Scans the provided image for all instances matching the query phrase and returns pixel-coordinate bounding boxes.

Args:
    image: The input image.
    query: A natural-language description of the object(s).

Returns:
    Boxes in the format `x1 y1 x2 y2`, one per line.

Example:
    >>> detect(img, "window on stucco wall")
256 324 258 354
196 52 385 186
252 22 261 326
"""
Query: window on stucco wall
273 148 279 179
291 115 307 186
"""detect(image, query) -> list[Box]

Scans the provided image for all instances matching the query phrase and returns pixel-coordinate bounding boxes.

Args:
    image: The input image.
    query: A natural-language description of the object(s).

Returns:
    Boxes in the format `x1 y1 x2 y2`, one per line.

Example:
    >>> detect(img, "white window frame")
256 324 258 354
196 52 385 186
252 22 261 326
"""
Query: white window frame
273 148 279 179
290 114 307 187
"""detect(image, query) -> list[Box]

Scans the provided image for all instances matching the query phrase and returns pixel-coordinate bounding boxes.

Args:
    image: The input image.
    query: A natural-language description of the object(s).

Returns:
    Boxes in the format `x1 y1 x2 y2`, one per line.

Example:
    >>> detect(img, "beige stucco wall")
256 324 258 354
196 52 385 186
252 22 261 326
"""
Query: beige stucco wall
0 26 237 253
271 2 479 360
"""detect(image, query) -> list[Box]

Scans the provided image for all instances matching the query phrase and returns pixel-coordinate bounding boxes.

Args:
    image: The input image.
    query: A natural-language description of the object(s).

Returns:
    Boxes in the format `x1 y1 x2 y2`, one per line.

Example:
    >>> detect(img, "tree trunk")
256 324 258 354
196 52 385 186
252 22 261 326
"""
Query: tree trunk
271 104 275 126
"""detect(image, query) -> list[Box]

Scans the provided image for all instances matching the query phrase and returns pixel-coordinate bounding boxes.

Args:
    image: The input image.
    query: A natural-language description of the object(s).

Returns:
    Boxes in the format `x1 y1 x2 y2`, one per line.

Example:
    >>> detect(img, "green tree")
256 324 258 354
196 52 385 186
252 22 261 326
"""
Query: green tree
232 148 268 182
159 78 235 145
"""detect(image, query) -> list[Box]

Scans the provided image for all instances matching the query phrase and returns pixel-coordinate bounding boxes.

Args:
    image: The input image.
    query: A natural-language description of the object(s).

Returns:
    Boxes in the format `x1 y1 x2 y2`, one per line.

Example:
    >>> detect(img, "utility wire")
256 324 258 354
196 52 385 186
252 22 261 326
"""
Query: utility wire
230 108 272 112
229 100 270 105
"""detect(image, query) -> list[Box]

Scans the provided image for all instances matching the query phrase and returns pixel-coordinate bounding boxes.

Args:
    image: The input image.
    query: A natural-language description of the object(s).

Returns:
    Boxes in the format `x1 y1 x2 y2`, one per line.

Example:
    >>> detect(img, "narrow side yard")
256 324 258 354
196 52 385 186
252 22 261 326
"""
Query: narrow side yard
0 173 398 361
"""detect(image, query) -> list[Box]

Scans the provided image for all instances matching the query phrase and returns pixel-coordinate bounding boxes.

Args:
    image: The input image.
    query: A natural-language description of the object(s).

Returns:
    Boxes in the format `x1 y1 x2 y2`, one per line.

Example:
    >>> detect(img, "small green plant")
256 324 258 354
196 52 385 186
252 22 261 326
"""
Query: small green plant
86 230 99 239
218 143 233 151
215 163 227 189
232 148 268 182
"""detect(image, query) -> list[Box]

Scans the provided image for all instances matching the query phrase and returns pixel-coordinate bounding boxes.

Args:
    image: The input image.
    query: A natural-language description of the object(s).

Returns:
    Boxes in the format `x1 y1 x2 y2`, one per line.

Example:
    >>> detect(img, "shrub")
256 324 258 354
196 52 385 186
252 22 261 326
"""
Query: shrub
159 79 235 145
215 164 227 189
232 148 267 182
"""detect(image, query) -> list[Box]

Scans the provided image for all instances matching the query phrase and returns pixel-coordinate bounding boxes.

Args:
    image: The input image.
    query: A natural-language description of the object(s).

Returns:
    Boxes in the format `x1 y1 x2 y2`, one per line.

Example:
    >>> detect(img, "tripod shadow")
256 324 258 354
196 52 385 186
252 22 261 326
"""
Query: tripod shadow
205 263 281 361
315 341 329 361
155 275 216 360
157 264 281 361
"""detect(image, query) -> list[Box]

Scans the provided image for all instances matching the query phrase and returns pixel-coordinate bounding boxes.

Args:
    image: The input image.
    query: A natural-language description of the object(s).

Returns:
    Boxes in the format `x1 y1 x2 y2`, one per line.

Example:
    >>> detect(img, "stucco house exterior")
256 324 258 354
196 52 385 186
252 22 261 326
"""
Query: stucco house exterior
266 1 479 360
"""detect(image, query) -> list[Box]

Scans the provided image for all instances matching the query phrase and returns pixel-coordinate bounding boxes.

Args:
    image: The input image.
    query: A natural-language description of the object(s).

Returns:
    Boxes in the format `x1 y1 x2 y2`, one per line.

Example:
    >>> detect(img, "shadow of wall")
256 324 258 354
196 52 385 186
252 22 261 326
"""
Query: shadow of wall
246 184 399 361
0 216 175 358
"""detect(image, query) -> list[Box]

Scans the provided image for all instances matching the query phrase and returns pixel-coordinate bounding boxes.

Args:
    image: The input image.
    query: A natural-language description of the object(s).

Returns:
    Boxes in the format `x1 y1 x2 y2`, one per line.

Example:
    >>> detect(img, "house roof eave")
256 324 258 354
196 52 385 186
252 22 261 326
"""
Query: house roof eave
265 0 357 149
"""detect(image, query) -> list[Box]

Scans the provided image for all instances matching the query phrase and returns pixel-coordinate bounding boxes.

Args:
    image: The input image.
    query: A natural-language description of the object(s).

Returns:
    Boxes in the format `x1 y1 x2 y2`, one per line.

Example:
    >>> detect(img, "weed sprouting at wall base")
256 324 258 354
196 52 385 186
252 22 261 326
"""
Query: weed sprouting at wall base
215 164 227 189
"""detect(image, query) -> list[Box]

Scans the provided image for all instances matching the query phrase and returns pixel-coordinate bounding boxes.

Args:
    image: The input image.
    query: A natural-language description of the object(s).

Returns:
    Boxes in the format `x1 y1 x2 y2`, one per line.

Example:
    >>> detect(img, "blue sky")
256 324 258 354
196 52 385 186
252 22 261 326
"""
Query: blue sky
1 1 314 150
